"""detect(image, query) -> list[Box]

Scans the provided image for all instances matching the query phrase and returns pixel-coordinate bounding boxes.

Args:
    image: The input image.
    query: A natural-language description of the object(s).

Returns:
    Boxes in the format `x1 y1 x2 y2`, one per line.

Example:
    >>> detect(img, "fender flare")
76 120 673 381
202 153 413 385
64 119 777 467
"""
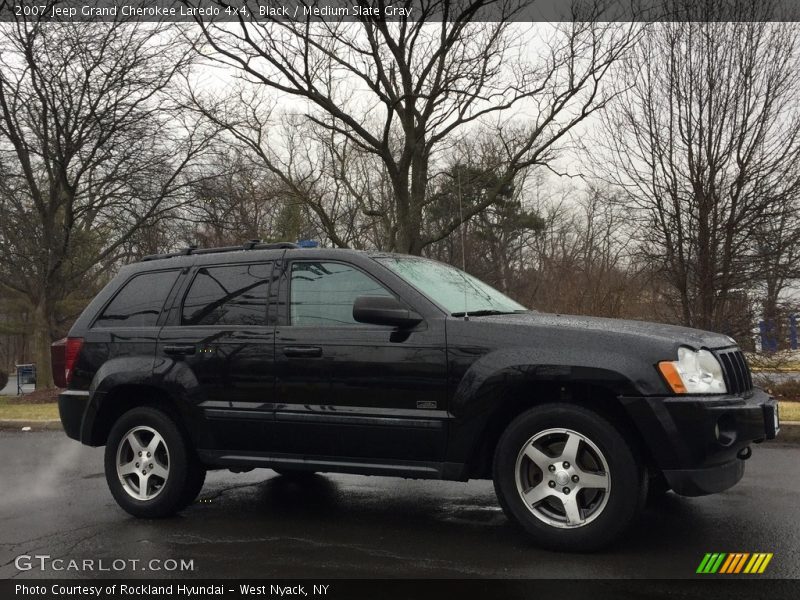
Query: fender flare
445 348 647 466
84 356 202 445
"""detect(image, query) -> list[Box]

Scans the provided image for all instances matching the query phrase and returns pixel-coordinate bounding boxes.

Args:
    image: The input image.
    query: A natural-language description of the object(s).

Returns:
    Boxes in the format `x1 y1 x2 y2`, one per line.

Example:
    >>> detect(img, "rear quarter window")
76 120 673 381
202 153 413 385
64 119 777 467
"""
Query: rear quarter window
93 270 180 328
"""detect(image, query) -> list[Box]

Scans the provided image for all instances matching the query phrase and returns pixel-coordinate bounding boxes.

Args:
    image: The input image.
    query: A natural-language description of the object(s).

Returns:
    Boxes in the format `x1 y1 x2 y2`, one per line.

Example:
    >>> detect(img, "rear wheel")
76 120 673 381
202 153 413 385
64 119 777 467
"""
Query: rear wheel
104 406 201 518
493 403 645 551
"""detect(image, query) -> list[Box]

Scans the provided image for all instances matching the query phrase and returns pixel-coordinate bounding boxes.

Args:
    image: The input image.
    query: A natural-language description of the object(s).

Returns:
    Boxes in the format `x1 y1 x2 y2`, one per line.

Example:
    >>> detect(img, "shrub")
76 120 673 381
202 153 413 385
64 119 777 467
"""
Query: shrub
756 377 800 402
0 370 8 391
771 379 800 402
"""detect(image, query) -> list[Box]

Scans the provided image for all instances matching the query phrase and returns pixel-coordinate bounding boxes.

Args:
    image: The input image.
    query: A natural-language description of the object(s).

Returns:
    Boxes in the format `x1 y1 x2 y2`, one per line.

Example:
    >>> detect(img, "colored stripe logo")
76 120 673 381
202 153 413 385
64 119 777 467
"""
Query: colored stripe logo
697 552 773 574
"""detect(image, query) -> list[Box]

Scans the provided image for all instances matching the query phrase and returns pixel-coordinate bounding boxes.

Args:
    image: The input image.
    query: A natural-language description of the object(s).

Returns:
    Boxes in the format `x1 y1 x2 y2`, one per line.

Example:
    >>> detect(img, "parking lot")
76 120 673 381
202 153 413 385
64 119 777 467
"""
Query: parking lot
0 431 798 579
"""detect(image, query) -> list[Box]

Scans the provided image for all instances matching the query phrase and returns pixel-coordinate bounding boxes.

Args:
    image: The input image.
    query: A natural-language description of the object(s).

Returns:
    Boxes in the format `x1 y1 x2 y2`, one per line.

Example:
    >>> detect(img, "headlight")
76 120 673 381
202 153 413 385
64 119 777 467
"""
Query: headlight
658 347 727 394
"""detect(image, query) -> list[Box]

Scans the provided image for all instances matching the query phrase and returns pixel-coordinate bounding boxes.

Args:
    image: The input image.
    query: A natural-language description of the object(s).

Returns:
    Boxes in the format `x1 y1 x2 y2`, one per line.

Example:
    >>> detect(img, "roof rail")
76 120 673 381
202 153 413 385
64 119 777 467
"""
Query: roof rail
140 240 300 262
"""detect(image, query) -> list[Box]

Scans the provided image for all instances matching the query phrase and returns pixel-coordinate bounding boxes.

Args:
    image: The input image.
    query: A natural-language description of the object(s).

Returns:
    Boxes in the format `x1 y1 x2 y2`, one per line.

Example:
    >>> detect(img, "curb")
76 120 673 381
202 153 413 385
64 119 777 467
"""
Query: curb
0 419 63 431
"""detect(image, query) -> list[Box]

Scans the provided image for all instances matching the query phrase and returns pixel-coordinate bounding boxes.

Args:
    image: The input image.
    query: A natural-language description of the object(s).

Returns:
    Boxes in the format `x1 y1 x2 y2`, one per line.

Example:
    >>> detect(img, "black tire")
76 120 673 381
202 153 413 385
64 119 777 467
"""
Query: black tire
177 462 207 510
104 406 200 518
646 473 670 506
493 403 645 552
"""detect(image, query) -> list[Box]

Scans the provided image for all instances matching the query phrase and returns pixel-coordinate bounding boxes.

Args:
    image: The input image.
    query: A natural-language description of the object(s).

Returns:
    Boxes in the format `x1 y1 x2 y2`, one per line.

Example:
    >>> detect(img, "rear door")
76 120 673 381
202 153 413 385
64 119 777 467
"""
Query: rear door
155 260 279 452
271 259 449 463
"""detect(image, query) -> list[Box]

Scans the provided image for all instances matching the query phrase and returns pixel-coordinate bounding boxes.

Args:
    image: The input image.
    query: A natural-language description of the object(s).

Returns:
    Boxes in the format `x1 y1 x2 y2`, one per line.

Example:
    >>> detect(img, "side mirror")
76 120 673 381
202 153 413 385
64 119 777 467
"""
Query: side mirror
353 295 423 329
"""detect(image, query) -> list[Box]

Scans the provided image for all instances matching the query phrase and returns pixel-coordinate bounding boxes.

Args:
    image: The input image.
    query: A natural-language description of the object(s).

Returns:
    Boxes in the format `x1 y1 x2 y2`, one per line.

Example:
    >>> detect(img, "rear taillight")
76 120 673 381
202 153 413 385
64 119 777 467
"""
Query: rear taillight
51 337 84 388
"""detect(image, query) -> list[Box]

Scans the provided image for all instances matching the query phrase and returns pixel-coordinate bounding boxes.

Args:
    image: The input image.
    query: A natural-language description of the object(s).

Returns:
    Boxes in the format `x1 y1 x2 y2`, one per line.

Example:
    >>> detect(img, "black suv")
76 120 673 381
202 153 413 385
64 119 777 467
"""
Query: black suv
53 242 780 551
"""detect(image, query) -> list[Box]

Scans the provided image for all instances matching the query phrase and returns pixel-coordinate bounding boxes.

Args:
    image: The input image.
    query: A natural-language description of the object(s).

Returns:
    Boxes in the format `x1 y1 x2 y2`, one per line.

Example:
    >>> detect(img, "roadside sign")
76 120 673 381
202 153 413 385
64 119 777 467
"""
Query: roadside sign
15 363 35 395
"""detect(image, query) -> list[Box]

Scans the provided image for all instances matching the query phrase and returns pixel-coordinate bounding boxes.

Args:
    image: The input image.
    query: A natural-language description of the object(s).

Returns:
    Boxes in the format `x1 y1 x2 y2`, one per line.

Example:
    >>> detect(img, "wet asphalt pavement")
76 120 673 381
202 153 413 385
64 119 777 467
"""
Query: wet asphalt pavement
0 431 798 580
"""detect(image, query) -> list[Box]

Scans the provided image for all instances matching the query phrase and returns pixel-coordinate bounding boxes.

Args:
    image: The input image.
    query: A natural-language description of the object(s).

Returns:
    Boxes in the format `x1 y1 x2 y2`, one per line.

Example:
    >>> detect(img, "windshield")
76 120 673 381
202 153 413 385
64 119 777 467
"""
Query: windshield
376 256 527 316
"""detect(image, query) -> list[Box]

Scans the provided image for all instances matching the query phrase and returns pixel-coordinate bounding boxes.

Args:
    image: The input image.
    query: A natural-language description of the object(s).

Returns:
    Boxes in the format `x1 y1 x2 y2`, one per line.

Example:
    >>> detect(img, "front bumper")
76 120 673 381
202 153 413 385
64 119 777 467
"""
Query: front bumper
622 387 778 496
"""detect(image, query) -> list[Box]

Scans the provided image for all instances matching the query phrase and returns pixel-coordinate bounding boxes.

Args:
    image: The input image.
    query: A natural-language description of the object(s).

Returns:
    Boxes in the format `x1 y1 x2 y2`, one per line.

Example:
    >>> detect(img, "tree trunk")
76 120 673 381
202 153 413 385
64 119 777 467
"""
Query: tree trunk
31 297 55 390
762 279 782 351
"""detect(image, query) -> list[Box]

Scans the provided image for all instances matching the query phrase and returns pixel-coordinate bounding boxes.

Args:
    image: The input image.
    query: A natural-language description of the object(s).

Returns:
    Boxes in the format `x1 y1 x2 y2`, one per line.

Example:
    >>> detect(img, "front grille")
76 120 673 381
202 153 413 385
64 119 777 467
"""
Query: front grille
715 348 753 395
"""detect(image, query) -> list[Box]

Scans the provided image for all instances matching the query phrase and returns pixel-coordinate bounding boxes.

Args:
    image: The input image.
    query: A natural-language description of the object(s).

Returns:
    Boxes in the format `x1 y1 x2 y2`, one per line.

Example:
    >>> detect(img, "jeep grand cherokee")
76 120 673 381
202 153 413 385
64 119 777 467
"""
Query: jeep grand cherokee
53 242 780 551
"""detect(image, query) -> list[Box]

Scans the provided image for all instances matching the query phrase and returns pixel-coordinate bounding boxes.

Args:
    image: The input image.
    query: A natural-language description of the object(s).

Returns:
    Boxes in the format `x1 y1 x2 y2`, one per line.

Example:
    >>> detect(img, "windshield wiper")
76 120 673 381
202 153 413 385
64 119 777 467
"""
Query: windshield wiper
451 309 524 317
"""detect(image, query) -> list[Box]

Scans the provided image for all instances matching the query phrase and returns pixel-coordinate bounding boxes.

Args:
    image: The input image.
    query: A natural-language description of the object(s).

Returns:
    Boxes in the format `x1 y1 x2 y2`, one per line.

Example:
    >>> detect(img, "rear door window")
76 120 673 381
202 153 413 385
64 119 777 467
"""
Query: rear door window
182 263 273 326
94 270 180 328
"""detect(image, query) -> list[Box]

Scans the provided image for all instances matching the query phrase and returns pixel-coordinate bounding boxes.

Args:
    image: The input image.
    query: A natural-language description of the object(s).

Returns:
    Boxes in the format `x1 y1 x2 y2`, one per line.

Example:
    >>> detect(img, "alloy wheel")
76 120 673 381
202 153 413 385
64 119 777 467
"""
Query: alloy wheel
514 428 611 529
116 426 170 501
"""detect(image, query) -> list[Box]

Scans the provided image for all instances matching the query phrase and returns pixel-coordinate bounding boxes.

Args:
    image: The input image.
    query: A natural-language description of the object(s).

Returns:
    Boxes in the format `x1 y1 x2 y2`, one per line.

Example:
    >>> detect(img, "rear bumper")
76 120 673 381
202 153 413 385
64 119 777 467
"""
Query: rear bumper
58 390 91 442
622 387 779 496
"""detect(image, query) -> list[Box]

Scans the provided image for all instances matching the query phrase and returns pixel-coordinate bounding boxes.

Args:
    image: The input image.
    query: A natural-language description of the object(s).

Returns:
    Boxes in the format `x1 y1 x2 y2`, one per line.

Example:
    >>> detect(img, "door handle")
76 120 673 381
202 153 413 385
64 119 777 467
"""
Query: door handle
163 345 196 356
283 346 323 358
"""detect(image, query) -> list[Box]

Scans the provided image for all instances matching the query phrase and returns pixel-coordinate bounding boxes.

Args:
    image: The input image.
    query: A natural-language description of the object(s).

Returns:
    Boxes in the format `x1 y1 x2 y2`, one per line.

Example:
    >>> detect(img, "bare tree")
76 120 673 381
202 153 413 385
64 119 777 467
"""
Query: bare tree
0 11 214 387
182 147 319 247
189 0 639 254
752 198 800 347
522 184 646 317
598 10 800 336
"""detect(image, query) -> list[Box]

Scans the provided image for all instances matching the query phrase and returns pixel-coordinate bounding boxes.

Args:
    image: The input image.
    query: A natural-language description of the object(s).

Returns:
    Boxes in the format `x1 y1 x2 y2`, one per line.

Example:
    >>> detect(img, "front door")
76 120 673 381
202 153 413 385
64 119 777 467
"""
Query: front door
271 259 449 463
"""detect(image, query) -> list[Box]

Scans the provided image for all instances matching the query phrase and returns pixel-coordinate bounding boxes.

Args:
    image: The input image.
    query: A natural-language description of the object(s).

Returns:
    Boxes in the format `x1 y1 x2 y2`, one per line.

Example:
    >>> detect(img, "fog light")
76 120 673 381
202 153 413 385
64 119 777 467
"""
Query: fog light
715 414 737 447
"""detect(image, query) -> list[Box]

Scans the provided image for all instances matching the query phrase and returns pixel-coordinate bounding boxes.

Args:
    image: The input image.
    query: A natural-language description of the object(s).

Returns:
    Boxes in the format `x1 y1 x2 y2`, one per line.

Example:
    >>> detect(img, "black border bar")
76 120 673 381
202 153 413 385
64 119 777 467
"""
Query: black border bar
3 579 800 600
1 1 800 23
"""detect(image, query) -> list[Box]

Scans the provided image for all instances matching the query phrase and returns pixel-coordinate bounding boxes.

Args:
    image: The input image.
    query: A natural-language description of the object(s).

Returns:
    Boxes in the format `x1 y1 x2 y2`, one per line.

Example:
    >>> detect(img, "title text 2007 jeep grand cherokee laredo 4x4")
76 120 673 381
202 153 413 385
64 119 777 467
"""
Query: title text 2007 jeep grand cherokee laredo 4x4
53 242 780 551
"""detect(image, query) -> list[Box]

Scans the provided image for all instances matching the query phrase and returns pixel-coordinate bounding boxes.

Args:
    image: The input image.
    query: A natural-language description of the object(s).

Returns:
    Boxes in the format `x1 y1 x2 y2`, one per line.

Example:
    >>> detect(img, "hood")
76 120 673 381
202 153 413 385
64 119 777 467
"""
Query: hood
475 312 737 351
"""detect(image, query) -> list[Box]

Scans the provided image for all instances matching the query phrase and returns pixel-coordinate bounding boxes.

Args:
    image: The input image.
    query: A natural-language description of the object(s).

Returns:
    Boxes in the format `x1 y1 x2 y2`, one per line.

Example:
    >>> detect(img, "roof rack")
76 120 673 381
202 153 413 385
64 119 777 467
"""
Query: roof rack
140 240 300 262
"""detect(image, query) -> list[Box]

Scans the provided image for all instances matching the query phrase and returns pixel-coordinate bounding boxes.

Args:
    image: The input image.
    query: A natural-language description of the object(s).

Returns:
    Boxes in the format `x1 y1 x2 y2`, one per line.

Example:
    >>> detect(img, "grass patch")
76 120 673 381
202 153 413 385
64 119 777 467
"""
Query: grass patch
0 396 59 420
779 401 800 422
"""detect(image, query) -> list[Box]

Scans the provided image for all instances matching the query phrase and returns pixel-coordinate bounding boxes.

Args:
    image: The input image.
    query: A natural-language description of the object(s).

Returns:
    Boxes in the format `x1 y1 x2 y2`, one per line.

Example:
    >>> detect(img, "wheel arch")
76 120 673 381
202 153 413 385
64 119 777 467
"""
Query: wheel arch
464 379 656 480
88 384 192 447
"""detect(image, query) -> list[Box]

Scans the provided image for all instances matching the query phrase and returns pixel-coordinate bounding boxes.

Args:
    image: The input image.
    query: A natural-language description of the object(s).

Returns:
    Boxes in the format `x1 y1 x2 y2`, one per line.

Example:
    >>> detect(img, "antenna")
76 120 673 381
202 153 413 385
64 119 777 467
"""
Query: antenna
457 167 469 322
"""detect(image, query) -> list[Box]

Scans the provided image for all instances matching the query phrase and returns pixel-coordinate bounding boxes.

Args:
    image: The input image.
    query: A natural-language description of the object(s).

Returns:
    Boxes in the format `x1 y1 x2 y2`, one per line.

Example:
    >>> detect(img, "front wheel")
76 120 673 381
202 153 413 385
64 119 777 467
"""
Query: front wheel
493 404 645 552
104 406 201 518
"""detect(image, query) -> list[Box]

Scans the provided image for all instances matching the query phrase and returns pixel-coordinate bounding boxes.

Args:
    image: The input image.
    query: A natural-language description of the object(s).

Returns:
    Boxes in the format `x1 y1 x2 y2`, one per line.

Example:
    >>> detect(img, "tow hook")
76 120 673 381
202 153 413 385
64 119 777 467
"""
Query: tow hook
737 446 752 460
